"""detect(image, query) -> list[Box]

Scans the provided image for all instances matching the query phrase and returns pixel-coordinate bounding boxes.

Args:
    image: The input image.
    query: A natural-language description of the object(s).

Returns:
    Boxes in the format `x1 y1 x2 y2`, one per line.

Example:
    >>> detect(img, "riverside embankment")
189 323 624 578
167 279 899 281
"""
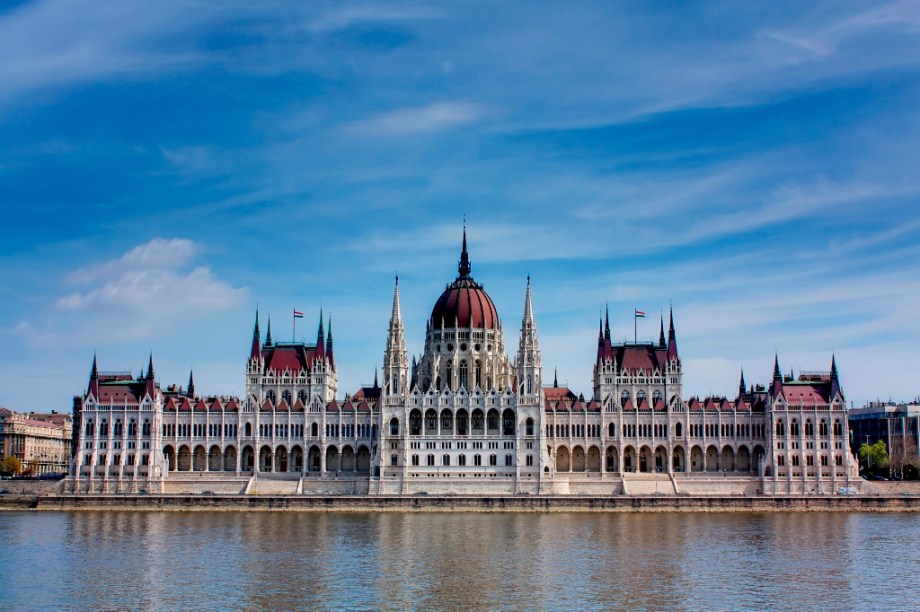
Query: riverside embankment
2 493 918 512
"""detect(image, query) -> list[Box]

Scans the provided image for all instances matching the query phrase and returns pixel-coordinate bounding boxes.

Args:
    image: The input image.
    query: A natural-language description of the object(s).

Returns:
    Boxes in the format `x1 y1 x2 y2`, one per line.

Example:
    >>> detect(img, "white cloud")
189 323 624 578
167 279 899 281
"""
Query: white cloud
344 102 492 136
55 237 247 340
305 5 444 33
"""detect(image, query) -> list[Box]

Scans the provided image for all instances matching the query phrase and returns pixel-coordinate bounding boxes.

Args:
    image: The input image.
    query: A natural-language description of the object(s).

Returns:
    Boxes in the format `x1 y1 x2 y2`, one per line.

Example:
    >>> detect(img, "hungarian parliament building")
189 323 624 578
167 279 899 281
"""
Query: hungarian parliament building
69 232 860 496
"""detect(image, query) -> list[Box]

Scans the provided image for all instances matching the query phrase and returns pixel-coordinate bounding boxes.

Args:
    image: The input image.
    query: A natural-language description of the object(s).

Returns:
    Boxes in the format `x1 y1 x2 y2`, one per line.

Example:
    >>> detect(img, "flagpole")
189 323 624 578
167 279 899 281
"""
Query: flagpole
292 309 296 342
634 310 637 344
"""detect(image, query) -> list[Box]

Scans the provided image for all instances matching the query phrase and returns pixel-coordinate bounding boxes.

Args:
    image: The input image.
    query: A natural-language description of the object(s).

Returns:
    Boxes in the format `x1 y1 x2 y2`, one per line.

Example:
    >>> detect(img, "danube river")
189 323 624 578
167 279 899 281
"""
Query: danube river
1 511 916 610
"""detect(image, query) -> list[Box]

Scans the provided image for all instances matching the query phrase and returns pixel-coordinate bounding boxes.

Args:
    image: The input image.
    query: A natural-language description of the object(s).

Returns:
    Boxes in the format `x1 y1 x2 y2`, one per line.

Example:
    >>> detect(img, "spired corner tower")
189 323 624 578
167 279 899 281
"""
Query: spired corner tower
375 229 547 494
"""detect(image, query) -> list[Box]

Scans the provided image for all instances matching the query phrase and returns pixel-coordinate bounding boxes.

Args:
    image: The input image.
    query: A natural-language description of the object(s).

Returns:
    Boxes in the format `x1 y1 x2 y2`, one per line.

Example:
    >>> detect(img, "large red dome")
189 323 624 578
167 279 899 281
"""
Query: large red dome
429 228 499 330
431 278 499 330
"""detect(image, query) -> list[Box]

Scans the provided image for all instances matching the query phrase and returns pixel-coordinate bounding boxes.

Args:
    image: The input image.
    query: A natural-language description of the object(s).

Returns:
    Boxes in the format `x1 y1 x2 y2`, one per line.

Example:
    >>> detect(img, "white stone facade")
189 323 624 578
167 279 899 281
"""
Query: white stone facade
68 236 860 495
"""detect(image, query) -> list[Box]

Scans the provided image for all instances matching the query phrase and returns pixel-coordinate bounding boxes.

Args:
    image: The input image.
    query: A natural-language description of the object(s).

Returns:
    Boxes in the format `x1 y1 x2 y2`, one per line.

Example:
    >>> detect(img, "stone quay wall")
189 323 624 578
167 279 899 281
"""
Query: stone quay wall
2 493 918 512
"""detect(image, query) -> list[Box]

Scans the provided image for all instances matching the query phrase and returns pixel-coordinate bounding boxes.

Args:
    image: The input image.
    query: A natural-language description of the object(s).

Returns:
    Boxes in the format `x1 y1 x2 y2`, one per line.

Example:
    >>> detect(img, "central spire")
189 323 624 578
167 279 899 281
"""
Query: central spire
458 224 471 278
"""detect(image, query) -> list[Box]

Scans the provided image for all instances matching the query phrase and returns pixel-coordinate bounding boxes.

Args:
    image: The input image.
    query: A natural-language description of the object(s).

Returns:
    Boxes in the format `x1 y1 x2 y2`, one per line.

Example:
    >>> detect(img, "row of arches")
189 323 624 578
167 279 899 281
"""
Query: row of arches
162 444 373 474
403 408 530 436
552 444 766 473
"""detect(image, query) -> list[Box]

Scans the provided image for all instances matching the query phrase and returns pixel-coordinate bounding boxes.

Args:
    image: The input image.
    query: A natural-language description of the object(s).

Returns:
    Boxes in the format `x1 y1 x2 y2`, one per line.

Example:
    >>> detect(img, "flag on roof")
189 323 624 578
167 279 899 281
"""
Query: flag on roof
634 309 646 318
293 309 304 318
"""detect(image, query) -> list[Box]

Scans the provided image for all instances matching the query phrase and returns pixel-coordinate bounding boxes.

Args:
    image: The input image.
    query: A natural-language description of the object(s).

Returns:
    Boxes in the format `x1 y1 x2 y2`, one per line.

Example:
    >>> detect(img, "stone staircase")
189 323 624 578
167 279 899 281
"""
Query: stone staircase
247 473 300 495
622 472 678 496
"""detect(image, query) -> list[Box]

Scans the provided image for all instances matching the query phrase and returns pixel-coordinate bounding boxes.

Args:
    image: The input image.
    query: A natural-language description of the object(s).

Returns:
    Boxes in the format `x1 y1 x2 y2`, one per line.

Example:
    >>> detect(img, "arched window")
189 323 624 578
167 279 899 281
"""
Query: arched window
471 410 484 432
776 420 785 436
390 454 398 466
675 422 683 437
475 360 482 389
114 420 123 436
446 362 453 391
819 419 828 436
427 454 435 466
425 410 438 433
409 410 422 436
389 417 400 436
487 410 499 432
502 410 515 436
128 420 137 436
526 374 533 394
311 422 318 437
142 419 150 436
791 419 799 436
298 390 308 403
245 422 252 437
526 418 534 436
282 390 291 404
412 454 419 466
435 376 442 391
459 454 467 466
620 390 630 406
266 390 276 404
833 419 843 436
100 419 109 436
805 419 814 436
85 419 94 436
459 361 468 390
442 454 450 466
636 390 647 404
652 390 662 404
440 411 453 432
608 422 616 437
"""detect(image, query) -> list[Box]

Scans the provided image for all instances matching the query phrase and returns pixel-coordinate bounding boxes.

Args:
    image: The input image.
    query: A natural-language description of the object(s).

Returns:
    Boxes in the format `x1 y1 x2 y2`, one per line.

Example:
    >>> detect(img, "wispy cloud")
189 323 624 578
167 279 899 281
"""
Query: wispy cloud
55 238 247 340
343 102 492 136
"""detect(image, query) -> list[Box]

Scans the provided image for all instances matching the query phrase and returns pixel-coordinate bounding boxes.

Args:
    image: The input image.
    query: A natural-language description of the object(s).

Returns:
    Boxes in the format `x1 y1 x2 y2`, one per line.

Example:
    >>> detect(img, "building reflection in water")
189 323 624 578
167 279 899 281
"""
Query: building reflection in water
2 511 917 610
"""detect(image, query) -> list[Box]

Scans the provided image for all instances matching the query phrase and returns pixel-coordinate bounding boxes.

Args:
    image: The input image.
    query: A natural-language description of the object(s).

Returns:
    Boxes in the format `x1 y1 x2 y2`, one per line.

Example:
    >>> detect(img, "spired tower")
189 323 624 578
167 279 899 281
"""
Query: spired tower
375 229 544 494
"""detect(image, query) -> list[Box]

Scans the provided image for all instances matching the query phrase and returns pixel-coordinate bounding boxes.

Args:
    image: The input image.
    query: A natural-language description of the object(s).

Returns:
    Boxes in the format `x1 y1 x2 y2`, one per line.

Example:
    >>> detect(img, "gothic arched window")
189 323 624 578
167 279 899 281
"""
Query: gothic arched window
459 361 468 390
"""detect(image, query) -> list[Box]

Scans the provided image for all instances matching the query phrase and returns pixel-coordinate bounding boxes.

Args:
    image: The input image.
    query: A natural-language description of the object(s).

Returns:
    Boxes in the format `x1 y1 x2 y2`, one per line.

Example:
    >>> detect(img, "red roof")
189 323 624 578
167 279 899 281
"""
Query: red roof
430 277 499 330
779 382 831 404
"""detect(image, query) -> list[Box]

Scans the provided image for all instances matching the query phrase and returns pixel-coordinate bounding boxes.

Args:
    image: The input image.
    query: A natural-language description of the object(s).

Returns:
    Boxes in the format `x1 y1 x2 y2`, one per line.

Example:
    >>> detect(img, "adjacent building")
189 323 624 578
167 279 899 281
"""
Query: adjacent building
849 402 920 474
0 407 72 475
68 232 860 495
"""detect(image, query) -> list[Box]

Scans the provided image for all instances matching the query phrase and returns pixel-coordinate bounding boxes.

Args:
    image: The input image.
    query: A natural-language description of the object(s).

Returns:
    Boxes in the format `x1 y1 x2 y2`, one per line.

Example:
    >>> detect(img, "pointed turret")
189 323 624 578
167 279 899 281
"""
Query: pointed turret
88 353 99 397
667 306 679 361
325 314 334 367
250 307 261 359
738 368 746 398
553 368 558 388
383 275 408 398
144 352 156 397
314 309 325 359
264 316 273 348
658 314 666 348
188 370 195 399
458 224 471 278
516 276 541 397
830 354 841 399
604 303 611 342
598 315 604 345
773 354 782 380
374 369 379 389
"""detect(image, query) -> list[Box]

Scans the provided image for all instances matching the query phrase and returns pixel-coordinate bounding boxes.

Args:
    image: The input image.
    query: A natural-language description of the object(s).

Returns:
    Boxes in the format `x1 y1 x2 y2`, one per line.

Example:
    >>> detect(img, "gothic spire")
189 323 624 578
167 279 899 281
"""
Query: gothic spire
659 314 666 348
265 316 273 347
604 303 611 341
667 306 679 360
598 314 604 344
315 309 325 358
88 353 99 397
738 368 746 397
554 367 558 388
830 354 838 379
522 275 535 329
188 370 195 399
390 274 403 328
325 314 334 366
458 224 471 278
773 354 782 380
250 306 261 359
146 352 155 380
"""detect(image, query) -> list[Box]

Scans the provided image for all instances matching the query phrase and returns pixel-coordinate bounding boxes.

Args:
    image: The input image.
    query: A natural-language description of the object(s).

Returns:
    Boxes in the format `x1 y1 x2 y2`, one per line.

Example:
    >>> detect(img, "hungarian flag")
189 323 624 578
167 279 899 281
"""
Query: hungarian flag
293 309 304 318
634 309 646 318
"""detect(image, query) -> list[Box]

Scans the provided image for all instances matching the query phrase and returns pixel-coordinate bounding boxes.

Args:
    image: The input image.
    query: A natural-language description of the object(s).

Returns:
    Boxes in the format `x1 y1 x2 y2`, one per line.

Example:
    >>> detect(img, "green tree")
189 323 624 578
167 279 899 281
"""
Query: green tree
0 456 23 475
858 440 889 473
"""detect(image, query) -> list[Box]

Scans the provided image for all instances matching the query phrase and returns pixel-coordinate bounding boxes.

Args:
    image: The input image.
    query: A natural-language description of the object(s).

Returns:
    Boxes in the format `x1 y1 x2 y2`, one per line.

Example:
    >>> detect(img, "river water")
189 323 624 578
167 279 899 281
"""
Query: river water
1 511 916 610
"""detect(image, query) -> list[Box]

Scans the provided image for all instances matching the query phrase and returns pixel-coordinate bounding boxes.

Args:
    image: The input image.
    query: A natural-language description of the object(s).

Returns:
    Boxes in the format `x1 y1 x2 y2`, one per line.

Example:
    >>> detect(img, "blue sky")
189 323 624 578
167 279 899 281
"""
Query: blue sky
1 1 919 410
